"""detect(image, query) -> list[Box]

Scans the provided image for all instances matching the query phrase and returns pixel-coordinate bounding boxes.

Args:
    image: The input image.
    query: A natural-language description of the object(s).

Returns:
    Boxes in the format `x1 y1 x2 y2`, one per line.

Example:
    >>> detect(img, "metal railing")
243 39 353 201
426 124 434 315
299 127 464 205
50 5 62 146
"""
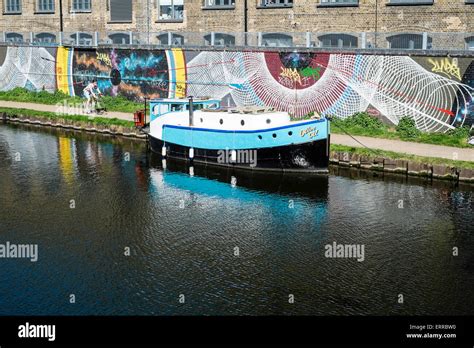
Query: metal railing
1 31 473 52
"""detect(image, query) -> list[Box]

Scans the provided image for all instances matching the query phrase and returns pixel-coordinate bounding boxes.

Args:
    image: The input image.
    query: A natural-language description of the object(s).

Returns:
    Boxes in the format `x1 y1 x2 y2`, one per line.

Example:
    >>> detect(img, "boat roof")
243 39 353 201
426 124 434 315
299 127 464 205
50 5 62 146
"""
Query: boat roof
149 98 220 103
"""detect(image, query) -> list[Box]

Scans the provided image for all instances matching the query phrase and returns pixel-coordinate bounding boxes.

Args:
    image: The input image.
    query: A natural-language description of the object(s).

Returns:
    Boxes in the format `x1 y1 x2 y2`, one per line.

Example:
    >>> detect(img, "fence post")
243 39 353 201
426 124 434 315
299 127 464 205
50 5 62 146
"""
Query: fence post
129 31 133 45
59 31 63 46
258 32 262 47
30 32 34 44
422 32 428 50
306 31 311 48
361 32 366 49
94 31 99 46
211 31 215 46
168 32 172 46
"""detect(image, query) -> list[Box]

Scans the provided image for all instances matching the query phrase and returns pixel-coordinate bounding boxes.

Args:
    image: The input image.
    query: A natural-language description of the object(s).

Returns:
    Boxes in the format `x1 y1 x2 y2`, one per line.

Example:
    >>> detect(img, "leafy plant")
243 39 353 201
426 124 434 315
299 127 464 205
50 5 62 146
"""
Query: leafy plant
395 116 421 139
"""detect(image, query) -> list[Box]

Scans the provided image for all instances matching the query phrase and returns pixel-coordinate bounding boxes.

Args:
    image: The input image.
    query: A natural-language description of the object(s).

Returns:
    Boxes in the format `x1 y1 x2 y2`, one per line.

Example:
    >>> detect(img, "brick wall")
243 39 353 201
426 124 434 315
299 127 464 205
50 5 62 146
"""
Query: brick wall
0 0 472 35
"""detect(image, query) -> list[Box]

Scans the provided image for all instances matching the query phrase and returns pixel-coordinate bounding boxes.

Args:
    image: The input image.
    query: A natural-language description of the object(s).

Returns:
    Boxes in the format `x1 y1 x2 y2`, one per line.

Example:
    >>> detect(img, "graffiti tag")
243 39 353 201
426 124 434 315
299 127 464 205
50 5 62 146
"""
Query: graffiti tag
280 67 302 85
428 58 462 81
300 126 319 139
300 66 322 80
278 76 296 89
97 52 112 68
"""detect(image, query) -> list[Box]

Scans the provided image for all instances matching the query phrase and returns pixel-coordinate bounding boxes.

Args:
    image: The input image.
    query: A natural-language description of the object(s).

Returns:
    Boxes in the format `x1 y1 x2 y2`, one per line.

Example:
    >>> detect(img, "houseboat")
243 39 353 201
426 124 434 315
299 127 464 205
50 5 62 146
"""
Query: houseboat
140 97 330 173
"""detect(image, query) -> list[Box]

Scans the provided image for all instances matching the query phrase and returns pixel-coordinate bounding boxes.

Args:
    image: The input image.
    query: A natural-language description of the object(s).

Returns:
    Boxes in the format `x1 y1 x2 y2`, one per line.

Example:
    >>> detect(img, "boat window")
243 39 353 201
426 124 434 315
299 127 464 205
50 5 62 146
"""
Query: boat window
272 133 277 138
266 119 271 124
241 120 245 126
258 135 262 140
288 131 293 136
219 119 224 125
170 104 184 112
194 103 204 110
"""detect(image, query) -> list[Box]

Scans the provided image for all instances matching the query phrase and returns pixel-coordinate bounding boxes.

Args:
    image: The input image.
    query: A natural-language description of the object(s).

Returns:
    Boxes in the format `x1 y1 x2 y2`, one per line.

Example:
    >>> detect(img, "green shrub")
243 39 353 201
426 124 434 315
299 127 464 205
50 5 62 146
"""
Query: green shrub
446 125 470 138
345 112 385 131
396 116 421 139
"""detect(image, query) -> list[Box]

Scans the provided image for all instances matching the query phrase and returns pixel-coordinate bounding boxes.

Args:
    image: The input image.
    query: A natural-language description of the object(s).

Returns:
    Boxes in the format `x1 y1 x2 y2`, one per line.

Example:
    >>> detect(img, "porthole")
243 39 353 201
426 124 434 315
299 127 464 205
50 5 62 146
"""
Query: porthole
288 131 293 136
266 119 271 124
241 120 245 126
258 135 262 140
272 133 277 138
219 119 224 125
200 118 203 123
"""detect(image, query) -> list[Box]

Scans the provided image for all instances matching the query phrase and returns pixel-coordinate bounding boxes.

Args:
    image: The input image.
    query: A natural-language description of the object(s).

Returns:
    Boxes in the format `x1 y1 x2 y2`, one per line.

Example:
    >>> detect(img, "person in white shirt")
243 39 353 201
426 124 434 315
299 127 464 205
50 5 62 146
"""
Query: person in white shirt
83 80 102 114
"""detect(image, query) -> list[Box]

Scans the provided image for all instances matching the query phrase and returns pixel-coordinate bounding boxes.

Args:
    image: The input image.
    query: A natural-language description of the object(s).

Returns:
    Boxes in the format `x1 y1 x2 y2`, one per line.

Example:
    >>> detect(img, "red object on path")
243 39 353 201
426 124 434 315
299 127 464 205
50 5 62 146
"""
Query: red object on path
134 110 146 127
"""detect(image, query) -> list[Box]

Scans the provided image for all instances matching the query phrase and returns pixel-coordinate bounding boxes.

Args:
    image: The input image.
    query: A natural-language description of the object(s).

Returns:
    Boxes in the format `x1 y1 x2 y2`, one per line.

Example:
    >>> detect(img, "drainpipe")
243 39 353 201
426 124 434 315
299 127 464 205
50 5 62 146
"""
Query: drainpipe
244 0 248 46
374 0 378 48
59 0 64 33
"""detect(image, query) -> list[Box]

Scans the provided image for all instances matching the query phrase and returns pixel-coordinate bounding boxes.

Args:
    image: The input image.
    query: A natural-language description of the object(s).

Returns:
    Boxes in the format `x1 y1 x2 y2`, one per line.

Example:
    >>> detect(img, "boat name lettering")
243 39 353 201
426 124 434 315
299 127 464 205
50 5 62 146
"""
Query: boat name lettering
300 126 319 139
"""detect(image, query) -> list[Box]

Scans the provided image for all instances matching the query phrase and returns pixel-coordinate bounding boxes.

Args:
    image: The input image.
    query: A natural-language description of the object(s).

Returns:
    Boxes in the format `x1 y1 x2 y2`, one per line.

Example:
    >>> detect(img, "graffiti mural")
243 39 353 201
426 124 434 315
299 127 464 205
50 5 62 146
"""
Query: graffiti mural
0 45 473 132
0 46 56 91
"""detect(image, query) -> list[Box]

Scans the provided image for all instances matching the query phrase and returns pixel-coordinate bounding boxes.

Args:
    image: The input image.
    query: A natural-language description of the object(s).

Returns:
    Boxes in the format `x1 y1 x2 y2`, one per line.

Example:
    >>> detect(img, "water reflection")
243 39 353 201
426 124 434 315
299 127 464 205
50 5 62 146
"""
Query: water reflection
0 123 473 316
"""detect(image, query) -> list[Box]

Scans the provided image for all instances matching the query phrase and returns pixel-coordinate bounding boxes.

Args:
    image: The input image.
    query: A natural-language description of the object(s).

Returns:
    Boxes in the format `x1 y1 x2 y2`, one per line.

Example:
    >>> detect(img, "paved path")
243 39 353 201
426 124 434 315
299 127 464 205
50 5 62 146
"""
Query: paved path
0 100 133 121
331 134 474 162
1 100 473 162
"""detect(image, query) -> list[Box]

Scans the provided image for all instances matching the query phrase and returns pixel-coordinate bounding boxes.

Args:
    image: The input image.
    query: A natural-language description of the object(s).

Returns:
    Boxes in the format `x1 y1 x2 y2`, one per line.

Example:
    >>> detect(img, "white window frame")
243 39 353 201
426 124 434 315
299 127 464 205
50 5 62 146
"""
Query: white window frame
4 0 22 13
259 0 293 8
36 0 55 13
158 0 184 22
71 0 91 12
202 0 235 9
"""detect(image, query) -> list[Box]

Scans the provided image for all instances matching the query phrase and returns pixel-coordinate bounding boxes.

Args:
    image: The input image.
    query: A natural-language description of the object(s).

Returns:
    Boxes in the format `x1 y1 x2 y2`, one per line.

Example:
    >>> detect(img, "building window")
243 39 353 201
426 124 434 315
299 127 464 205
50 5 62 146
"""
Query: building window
318 0 359 6
35 32 56 43
157 33 184 45
158 0 183 21
261 33 293 47
202 0 235 8
259 0 293 7
70 33 93 45
72 0 91 12
387 33 432 49
318 34 358 48
37 0 54 12
387 0 433 5
5 0 21 13
466 37 474 50
5 32 23 42
110 0 132 22
109 33 130 44
204 33 235 46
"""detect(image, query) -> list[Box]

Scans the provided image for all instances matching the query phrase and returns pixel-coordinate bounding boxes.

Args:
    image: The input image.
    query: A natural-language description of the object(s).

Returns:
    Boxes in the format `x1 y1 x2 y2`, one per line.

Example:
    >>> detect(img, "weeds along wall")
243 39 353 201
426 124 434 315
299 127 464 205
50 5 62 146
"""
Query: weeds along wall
0 45 473 132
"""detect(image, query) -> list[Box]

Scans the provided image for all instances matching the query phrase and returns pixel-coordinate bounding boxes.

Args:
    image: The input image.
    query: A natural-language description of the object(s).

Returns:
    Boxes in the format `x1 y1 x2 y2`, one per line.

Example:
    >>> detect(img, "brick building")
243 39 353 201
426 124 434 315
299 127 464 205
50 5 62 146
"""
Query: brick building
1 0 473 49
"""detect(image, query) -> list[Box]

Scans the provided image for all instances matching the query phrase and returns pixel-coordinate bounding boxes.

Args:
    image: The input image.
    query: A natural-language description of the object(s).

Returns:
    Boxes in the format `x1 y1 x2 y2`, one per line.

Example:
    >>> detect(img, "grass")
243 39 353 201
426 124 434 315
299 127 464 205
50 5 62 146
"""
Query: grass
332 144 474 170
331 113 472 148
0 107 136 128
0 87 145 113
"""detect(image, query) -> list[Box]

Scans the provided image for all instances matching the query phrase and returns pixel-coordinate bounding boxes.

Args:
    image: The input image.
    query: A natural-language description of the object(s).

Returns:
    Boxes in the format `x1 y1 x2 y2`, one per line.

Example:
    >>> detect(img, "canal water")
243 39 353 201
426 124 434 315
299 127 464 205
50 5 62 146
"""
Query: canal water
0 123 473 316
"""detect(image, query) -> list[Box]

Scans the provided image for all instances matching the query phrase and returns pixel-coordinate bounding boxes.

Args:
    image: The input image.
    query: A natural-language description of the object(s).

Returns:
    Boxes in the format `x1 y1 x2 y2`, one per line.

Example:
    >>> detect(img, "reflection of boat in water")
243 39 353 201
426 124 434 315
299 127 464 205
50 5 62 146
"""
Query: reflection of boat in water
142 97 330 173
148 154 329 203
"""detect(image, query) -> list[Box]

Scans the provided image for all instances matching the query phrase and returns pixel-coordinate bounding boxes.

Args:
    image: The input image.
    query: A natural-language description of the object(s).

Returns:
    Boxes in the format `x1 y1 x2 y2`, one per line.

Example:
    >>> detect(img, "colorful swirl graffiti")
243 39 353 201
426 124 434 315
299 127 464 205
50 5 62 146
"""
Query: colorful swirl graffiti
0 45 473 132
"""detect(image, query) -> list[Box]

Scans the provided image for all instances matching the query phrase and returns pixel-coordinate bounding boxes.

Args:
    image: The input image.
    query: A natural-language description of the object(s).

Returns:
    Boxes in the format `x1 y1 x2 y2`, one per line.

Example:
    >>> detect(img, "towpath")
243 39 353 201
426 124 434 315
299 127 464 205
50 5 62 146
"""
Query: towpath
1 100 473 162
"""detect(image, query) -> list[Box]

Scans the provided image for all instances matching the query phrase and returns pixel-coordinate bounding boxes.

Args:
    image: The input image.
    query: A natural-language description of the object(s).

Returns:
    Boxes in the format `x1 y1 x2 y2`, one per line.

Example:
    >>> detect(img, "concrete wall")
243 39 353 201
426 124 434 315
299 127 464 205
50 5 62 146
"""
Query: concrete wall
0 45 473 131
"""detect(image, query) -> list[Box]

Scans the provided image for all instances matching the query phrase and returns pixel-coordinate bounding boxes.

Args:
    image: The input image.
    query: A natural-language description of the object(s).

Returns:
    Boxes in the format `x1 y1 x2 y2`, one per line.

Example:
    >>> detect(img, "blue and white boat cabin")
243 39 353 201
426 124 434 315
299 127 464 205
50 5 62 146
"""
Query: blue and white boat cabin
147 97 330 173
